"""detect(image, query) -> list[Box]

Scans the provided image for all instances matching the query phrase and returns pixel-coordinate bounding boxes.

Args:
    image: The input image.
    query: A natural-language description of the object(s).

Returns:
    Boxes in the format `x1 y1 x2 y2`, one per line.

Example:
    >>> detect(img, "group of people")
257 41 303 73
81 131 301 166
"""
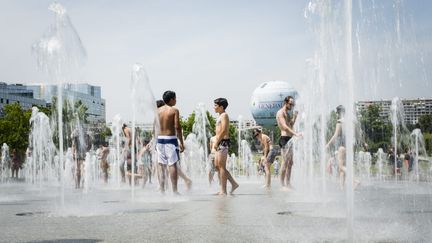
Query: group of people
94 92 303 195
71 90 360 194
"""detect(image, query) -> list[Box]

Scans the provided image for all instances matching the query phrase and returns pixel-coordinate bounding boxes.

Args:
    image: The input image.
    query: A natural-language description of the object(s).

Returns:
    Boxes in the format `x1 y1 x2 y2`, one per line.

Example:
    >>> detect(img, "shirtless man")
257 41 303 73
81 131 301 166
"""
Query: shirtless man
212 98 239 195
157 91 184 194
253 128 277 189
276 96 301 189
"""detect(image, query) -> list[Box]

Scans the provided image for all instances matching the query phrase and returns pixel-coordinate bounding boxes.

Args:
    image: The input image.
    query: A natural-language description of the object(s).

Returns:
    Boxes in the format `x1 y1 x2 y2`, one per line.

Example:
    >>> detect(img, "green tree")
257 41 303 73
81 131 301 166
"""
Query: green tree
418 114 432 133
424 133 432 156
0 103 32 161
359 104 392 152
51 97 89 149
181 111 216 138
181 111 239 155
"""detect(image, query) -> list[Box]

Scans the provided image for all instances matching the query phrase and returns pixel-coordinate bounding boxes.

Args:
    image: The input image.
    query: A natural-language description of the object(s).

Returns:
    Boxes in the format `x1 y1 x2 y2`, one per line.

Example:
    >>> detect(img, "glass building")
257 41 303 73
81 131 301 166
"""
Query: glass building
26 83 106 123
0 82 47 116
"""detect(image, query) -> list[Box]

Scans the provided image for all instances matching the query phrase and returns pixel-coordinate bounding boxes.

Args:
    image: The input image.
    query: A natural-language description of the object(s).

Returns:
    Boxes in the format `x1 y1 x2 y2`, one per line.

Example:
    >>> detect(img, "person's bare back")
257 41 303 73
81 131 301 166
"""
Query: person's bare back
158 105 178 136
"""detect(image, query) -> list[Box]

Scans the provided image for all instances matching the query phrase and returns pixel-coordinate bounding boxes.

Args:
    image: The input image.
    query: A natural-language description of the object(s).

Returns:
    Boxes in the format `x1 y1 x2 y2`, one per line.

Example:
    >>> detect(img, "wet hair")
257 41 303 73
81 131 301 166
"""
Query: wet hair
156 100 165 108
336 105 345 114
122 123 127 129
214 98 228 110
163 91 176 104
284 96 294 104
253 128 262 138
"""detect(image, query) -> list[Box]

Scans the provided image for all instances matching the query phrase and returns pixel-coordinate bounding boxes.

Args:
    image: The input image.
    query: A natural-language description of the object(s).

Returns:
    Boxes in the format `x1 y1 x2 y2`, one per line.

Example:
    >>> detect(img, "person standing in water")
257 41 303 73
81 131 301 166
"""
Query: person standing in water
212 98 239 195
100 142 110 183
276 96 301 189
326 105 360 189
253 128 277 189
156 91 184 194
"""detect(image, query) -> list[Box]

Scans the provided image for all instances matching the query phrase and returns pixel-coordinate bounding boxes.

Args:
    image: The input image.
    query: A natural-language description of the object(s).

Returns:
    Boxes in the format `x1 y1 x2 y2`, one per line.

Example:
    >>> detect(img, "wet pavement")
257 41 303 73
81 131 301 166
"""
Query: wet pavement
1 178 432 242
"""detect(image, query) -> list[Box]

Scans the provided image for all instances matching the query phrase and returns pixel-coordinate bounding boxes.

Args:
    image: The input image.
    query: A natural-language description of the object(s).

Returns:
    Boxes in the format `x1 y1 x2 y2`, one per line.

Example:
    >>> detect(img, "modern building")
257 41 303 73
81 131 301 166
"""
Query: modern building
230 119 258 130
357 98 432 125
0 82 47 116
27 83 106 123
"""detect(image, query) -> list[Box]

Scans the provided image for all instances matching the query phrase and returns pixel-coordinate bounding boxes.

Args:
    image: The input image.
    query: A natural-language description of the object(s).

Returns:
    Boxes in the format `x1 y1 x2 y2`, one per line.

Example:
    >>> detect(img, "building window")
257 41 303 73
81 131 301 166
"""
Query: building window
0 98 3 103
6 99 9 104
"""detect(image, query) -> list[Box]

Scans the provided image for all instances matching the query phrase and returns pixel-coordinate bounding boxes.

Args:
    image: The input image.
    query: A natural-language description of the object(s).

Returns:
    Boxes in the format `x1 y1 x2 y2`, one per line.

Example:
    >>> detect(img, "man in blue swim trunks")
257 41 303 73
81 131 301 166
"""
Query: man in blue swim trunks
157 91 185 194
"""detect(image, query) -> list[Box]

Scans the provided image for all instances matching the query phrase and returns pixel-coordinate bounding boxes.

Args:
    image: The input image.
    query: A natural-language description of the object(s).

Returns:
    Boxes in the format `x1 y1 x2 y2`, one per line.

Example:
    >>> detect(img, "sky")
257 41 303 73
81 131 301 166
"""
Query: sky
0 0 431 122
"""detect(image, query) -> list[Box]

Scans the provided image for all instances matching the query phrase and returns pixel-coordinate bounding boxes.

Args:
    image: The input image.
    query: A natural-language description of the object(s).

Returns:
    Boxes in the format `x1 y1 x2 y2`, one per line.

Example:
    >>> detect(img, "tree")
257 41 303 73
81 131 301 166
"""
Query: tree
181 111 238 155
0 103 32 161
51 97 89 149
418 114 432 133
359 104 392 152
181 111 216 139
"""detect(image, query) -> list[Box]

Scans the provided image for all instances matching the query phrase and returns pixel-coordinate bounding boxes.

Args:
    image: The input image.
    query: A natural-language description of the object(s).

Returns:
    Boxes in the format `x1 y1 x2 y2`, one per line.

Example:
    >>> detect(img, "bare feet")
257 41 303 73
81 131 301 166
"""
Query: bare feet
280 186 293 192
214 191 227 196
186 179 192 191
230 183 239 194
354 180 361 190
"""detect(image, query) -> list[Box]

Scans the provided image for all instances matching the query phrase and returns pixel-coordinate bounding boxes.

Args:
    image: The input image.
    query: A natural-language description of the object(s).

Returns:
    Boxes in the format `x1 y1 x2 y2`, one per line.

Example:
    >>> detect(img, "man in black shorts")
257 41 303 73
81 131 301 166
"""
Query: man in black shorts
276 96 301 189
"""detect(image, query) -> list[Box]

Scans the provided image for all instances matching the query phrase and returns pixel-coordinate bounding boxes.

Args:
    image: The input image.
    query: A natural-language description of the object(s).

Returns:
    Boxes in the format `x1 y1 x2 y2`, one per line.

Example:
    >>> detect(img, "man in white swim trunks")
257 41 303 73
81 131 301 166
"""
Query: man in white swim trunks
157 91 185 194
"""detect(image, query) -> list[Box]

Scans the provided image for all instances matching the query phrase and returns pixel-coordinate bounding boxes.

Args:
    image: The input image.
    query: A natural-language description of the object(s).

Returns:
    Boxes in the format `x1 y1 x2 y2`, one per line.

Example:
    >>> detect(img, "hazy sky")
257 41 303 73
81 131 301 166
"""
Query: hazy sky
1 0 431 122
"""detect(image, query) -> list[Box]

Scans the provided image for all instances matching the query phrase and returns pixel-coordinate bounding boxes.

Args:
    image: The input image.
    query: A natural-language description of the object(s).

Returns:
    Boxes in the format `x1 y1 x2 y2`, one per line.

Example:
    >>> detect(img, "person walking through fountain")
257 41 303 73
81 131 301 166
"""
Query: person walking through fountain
253 128 277 189
121 124 132 183
71 127 91 189
99 142 110 183
276 96 301 190
212 98 239 195
326 105 360 189
11 149 22 179
155 99 192 192
156 91 185 194
138 139 151 188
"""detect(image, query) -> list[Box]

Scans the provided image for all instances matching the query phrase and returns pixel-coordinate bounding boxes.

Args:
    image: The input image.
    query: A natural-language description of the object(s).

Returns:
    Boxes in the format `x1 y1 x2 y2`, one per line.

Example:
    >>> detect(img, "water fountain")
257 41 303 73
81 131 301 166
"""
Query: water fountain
130 63 159 199
390 97 410 178
26 107 57 188
356 151 372 180
110 115 124 188
183 133 205 177
410 129 429 182
376 148 386 180
239 139 256 178
32 2 86 204
1 143 10 183
190 103 212 177
301 0 431 240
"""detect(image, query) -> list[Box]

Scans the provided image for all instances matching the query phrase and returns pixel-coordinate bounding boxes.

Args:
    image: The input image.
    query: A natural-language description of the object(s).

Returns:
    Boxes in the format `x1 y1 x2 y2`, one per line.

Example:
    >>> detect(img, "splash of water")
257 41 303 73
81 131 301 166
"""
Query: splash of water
26 107 56 189
32 2 87 205
130 63 159 199
1 143 10 182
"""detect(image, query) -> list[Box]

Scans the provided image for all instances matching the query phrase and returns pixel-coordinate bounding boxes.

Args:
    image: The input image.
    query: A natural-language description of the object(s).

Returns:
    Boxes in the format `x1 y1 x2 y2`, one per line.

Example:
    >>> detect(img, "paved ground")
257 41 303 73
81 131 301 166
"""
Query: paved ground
1 178 432 242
